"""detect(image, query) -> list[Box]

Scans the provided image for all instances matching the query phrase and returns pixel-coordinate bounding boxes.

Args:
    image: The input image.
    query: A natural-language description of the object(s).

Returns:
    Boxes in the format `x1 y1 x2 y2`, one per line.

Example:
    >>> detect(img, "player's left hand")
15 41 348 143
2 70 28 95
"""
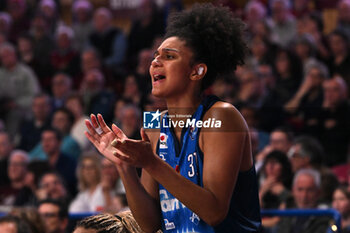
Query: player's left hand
111 128 156 169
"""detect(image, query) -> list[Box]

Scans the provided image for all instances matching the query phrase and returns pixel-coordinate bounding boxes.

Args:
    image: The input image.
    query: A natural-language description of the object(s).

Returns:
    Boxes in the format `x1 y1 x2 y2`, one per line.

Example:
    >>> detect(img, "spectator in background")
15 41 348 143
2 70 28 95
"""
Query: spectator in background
65 93 91 152
122 74 144 108
337 0 350 38
244 1 266 34
0 42 40 136
51 73 73 111
0 12 12 38
119 104 141 140
38 199 68 233
9 207 46 233
246 35 274 68
273 48 303 106
0 131 13 187
284 62 328 134
71 0 93 52
288 136 339 205
320 76 350 166
332 186 350 233
274 169 331 233
38 0 59 34
50 25 80 78
100 157 125 196
127 0 165 69
88 7 127 69
259 151 293 229
29 13 55 78
0 215 32 233
30 108 81 160
18 93 52 152
37 172 71 205
327 29 350 88
0 150 29 206
17 33 51 91
291 0 311 18
267 0 296 47
80 69 115 124
292 34 319 75
69 153 108 213
38 128 77 196
6 0 31 43
255 127 293 172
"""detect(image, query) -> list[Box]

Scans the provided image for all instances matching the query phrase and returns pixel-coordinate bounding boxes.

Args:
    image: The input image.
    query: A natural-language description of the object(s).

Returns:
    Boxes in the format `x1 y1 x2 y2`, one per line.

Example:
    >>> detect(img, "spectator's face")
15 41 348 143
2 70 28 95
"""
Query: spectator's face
57 33 71 50
275 52 290 75
121 108 139 132
306 68 323 87
338 2 350 22
272 1 287 22
8 154 27 183
270 131 291 153
0 133 13 159
329 34 347 56
101 158 119 185
264 159 282 179
251 37 267 58
76 8 90 22
32 96 51 122
52 111 70 134
0 222 17 233
52 74 71 99
323 79 346 107
81 51 100 72
84 71 103 91
93 11 110 33
0 47 17 69
40 174 66 199
332 189 350 216
65 98 83 118
39 203 65 233
124 76 139 97
41 131 60 156
293 174 319 208
288 144 309 172
258 65 275 89
17 37 32 54
81 158 99 186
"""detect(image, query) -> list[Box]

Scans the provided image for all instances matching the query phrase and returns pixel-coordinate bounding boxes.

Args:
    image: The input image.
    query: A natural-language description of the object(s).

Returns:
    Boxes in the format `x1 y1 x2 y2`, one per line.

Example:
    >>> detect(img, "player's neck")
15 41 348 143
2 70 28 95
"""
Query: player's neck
166 93 202 117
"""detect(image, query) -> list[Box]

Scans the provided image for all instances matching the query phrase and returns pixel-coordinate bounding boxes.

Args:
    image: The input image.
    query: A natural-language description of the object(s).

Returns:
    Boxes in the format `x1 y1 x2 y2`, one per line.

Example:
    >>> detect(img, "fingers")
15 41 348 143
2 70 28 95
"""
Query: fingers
85 119 101 141
140 128 150 142
84 131 101 149
97 114 111 134
113 150 134 164
112 124 127 140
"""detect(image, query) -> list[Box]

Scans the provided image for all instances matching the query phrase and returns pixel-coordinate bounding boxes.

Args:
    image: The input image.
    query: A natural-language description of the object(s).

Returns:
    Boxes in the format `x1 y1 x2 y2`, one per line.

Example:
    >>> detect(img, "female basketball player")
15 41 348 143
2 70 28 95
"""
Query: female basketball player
85 4 261 233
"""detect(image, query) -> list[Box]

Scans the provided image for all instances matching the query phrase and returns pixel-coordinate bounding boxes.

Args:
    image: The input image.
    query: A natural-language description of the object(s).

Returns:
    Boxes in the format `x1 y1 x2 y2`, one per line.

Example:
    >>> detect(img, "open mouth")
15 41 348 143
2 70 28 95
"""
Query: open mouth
153 74 166 82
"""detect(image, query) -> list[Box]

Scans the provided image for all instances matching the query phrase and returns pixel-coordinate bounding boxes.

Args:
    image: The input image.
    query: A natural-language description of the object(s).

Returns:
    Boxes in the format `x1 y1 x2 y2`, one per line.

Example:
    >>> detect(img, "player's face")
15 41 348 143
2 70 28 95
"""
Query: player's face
149 36 196 98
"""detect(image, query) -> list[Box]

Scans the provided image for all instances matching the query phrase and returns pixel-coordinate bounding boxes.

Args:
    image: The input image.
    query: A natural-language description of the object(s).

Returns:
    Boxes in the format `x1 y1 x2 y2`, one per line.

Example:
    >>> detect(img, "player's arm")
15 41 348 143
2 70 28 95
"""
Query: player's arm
116 129 162 233
113 102 252 226
84 114 162 233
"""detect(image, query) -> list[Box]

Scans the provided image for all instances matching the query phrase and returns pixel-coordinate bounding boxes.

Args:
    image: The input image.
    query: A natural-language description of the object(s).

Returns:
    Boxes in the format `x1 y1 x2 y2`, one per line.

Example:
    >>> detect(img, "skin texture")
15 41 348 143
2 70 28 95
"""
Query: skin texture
73 227 96 233
85 36 253 232
0 222 17 233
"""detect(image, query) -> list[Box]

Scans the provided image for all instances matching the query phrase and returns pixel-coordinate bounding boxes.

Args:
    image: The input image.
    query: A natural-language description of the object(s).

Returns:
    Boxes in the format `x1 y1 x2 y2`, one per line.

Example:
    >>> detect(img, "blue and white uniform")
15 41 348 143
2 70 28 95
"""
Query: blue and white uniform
157 95 261 233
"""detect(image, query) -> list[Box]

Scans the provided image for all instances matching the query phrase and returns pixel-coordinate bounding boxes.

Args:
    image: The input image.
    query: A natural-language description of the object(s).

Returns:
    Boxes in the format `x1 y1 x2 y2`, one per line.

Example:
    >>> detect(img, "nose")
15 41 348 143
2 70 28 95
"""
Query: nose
151 56 161 67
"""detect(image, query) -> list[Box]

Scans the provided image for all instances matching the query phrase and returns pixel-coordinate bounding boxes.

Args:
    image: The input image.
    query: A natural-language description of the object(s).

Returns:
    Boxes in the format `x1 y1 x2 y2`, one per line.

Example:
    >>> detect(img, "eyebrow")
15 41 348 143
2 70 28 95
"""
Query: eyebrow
153 48 180 57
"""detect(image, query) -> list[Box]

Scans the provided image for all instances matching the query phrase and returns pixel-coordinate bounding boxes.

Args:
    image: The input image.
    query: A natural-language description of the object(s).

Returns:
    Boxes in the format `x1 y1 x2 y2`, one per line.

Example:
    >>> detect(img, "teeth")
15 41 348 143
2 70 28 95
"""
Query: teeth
154 74 165 81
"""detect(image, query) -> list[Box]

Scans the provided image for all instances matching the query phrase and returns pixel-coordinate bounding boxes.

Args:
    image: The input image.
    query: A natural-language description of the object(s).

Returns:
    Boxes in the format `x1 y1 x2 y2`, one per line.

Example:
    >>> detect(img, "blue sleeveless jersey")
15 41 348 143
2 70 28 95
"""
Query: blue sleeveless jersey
157 96 261 233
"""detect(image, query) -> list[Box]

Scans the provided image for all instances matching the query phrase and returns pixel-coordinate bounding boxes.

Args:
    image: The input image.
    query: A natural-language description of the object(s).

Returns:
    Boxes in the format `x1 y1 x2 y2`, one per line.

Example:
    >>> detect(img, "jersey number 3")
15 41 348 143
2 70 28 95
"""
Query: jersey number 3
187 153 197 177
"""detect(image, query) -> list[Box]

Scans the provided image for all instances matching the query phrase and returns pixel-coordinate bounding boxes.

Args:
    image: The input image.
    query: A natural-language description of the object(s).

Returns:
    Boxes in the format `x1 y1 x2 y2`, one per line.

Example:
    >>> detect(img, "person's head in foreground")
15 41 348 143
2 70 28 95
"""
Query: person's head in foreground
73 211 144 233
150 3 247 99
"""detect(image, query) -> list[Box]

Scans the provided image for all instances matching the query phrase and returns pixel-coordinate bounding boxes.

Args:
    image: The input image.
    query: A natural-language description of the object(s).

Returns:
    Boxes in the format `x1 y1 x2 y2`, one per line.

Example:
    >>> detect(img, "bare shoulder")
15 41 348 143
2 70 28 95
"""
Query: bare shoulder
203 101 248 132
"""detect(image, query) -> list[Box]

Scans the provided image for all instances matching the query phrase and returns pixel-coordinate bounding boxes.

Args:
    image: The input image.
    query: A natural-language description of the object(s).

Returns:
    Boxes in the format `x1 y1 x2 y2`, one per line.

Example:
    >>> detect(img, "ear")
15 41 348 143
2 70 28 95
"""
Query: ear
190 64 207 81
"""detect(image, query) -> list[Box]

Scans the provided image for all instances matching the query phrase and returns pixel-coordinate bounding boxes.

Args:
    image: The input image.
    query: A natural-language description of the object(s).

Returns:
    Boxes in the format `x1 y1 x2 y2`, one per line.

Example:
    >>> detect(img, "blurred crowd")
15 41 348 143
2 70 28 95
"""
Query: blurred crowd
0 0 349 232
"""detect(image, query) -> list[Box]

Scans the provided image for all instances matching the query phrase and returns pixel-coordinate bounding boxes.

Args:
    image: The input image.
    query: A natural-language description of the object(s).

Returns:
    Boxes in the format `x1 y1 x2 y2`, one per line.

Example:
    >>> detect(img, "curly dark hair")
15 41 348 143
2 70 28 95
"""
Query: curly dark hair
164 3 248 91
